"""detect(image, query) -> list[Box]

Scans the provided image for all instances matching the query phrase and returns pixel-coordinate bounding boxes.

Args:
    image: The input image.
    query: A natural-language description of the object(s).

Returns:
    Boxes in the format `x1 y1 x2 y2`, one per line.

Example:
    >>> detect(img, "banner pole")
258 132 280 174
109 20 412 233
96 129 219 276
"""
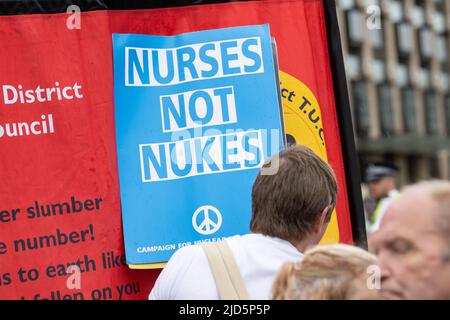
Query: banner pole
323 0 368 248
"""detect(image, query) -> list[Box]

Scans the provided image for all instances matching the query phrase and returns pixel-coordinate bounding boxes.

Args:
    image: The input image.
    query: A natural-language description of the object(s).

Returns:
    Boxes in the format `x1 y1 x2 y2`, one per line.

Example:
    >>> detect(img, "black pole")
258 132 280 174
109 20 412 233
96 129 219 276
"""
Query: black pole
323 0 367 248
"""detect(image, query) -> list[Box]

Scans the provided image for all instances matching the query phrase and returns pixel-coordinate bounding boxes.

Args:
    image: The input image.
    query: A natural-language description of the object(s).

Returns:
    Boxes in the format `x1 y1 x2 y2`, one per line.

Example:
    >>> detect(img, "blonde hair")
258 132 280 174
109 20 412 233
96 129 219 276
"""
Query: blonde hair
272 244 377 300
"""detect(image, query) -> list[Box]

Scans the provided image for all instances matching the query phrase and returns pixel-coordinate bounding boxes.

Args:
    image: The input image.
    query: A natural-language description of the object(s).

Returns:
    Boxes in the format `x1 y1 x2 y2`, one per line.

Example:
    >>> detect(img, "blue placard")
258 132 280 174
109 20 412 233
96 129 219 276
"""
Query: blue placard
113 24 284 264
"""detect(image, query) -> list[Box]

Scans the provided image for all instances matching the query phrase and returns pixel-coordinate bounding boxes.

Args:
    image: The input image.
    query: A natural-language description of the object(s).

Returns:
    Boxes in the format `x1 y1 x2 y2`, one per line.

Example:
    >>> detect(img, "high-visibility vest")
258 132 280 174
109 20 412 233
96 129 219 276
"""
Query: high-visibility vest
370 190 400 232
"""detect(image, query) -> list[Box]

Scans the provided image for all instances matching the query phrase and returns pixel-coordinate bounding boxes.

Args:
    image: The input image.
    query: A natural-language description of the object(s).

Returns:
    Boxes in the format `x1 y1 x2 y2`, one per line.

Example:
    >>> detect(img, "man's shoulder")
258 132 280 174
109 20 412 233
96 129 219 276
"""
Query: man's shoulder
175 243 205 256
166 237 246 268
167 243 208 269
149 243 216 300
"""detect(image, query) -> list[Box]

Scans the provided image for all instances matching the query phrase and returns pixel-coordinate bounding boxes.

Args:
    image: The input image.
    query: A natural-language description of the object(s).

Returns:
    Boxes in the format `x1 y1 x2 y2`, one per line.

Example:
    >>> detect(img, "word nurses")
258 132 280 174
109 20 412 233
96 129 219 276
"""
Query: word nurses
126 37 264 86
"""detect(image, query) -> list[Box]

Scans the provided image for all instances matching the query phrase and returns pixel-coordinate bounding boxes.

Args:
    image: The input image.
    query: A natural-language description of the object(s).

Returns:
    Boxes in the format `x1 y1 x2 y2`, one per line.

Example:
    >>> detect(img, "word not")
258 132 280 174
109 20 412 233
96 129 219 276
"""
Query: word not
0 114 54 139
2 82 83 105
126 37 263 86
161 86 236 132
139 130 263 182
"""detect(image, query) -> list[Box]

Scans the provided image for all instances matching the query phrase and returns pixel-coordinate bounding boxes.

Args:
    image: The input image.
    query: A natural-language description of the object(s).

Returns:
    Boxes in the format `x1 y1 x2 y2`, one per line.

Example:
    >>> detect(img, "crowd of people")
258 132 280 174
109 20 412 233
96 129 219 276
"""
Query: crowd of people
149 145 450 300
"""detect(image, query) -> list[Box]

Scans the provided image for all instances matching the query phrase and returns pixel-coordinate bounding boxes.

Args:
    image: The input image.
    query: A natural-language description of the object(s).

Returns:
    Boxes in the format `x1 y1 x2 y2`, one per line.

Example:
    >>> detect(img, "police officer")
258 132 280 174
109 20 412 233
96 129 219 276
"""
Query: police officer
365 161 400 233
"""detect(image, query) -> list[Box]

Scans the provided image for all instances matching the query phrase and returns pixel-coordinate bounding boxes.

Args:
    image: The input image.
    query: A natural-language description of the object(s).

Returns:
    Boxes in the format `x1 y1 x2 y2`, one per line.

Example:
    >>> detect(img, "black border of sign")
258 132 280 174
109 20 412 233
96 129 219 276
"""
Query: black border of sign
0 0 367 247
323 0 367 248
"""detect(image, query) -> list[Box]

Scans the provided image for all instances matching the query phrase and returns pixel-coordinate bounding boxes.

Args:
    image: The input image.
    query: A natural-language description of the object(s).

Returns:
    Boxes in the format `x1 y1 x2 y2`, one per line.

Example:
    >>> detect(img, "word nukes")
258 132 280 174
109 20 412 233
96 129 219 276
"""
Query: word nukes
140 130 263 182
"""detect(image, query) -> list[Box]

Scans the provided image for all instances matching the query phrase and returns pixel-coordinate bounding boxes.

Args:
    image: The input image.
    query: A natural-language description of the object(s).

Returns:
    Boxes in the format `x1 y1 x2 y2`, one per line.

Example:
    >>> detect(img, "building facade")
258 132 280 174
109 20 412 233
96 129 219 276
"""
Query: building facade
336 0 450 185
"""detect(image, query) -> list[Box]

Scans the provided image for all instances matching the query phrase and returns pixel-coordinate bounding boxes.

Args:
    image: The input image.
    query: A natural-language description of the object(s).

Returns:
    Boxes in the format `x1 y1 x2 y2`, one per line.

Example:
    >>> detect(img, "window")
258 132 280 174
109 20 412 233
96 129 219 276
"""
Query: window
396 64 409 87
402 87 417 134
346 9 365 50
352 81 370 137
436 35 448 64
411 3 425 28
338 0 356 10
389 0 403 23
378 84 395 136
372 59 386 83
433 13 445 34
428 157 440 178
369 26 383 49
407 156 419 183
418 27 433 66
419 68 431 89
434 0 446 14
443 74 449 94
345 55 361 80
424 91 438 135
439 34 449 72
396 22 413 62
446 94 450 136
370 28 385 59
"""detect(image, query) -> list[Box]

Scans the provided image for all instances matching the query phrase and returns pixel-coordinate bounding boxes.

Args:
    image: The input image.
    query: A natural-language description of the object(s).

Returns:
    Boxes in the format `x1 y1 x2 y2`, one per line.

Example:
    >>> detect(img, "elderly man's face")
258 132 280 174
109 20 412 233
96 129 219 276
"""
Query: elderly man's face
371 191 450 299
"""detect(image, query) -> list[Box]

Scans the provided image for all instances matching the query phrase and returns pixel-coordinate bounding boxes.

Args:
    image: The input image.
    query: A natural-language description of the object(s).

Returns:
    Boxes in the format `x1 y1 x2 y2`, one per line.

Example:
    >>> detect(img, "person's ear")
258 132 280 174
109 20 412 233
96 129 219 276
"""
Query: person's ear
314 206 331 235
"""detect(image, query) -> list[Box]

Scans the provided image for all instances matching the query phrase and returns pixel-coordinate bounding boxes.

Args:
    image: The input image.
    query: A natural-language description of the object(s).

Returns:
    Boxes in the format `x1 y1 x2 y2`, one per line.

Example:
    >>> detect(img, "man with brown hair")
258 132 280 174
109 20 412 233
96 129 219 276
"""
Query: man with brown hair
150 145 338 300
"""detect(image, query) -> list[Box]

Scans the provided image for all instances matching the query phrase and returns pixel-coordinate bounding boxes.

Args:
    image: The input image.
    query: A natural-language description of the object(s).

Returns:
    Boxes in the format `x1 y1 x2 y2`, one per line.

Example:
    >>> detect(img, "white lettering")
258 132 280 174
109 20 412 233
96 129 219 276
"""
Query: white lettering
2 85 18 104
125 37 264 86
1 82 83 106
0 114 55 139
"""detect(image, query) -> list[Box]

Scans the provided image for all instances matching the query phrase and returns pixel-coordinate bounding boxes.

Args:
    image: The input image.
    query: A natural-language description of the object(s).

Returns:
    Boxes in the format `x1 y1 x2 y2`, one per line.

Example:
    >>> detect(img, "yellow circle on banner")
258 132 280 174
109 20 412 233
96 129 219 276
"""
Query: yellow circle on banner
280 71 340 244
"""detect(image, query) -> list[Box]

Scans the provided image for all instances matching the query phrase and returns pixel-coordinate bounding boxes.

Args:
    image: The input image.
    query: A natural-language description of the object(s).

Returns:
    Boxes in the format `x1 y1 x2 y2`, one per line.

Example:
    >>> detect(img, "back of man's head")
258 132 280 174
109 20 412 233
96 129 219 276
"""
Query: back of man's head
250 145 337 243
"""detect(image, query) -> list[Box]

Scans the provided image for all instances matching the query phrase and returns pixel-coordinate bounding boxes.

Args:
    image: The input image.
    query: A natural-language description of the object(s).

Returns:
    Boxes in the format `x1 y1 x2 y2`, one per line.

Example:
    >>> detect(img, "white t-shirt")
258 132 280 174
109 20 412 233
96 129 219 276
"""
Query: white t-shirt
149 233 303 300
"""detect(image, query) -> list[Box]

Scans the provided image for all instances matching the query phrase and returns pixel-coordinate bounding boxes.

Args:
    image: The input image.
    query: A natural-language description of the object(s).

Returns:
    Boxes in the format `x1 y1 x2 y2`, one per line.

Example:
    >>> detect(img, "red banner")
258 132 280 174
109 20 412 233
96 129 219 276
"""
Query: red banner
0 0 357 299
